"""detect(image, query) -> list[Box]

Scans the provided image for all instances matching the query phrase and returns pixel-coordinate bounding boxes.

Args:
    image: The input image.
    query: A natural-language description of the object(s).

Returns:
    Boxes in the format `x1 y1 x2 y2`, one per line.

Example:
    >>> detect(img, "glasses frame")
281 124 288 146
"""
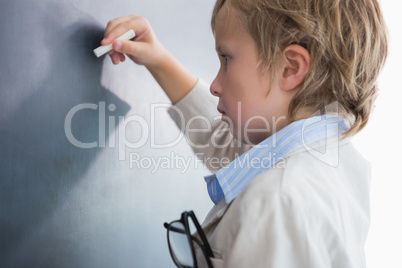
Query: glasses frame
164 211 215 268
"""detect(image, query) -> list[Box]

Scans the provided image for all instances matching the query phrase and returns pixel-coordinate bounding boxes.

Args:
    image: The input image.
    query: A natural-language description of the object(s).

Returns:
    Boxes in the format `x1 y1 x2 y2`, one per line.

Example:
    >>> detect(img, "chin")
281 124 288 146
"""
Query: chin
240 133 271 146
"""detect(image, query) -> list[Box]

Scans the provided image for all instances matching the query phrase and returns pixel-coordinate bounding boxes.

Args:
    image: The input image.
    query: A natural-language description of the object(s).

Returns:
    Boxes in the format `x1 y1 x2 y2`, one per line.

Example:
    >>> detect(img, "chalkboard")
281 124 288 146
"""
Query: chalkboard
0 0 217 267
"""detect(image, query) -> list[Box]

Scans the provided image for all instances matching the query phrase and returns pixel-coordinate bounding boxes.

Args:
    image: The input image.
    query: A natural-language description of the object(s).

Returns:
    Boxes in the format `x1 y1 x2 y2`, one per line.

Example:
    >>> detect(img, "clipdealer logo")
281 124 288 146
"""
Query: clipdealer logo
64 101 281 162
64 101 342 169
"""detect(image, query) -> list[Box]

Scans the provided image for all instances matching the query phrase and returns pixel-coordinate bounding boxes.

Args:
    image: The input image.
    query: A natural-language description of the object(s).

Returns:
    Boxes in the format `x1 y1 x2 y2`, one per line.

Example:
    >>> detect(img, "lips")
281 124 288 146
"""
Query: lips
217 107 228 123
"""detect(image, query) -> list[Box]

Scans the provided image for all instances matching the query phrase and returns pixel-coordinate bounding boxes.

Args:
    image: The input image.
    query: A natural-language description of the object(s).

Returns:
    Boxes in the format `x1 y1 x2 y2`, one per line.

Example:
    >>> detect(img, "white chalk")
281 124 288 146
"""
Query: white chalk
93 29 136 57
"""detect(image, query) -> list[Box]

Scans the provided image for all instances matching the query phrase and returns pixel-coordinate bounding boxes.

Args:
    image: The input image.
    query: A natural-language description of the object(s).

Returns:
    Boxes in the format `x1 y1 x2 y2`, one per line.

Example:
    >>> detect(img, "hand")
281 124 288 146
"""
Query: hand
101 15 197 104
101 15 167 67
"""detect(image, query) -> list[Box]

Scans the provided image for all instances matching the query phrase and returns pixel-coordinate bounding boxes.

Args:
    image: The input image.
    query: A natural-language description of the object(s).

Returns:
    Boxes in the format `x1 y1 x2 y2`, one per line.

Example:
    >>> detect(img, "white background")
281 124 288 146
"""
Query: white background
354 1 402 267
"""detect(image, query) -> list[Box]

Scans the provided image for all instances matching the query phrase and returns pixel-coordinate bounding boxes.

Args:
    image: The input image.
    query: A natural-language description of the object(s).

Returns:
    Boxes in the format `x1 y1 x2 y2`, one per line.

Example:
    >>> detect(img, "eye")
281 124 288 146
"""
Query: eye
220 54 229 68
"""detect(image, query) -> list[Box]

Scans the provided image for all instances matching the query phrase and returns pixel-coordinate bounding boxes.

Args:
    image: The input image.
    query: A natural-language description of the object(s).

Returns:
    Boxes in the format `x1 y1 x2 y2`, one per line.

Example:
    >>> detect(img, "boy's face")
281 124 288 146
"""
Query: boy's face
210 6 293 144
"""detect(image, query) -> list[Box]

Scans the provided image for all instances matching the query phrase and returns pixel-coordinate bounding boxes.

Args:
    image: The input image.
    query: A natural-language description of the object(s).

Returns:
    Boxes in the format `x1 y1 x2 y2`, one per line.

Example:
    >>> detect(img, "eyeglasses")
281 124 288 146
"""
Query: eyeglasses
164 211 215 268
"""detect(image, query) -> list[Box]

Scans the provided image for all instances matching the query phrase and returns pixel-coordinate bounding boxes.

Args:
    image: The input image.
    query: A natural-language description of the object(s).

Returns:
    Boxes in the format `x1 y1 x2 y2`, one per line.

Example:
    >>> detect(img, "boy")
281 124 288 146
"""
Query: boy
101 0 387 266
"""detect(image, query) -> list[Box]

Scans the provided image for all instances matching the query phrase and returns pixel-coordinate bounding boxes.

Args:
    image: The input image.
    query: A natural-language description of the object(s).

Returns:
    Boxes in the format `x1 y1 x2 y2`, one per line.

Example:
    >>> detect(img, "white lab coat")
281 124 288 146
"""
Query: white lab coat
169 79 371 268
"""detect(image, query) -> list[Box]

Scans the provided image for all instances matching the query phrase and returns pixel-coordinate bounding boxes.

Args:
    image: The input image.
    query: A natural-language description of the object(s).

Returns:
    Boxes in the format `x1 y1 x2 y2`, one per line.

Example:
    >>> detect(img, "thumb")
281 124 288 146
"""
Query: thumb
113 40 145 57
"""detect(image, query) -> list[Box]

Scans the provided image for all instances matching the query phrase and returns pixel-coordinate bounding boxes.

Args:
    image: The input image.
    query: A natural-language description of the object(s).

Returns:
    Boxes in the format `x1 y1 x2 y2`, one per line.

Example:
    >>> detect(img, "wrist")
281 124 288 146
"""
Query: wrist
146 46 172 72
145 47 197 104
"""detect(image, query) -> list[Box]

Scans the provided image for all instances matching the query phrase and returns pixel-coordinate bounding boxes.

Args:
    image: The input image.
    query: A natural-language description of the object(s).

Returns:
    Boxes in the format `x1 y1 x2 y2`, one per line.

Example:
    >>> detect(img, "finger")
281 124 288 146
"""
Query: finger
101 18 131 45
109 53 116 65
102 16 151 47
113 39 147 58
108 51 122 65
103 16 132 38
102 16 138 45
111 53 121 65
108 50 124 59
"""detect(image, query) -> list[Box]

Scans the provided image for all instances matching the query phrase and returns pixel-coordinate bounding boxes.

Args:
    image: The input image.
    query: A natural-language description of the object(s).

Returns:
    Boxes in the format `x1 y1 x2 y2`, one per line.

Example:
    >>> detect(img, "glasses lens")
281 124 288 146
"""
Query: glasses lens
168 221 194 267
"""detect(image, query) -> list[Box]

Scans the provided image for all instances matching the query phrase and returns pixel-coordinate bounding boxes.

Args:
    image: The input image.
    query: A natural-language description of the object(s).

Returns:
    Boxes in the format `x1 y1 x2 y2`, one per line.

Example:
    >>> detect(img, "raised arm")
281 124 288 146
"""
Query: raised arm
101 15 250 171
101 15 197 104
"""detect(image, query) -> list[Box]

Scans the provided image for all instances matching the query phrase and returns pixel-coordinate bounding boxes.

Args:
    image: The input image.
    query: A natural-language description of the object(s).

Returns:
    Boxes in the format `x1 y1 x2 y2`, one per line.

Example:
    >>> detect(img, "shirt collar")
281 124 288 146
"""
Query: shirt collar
204 114 350 205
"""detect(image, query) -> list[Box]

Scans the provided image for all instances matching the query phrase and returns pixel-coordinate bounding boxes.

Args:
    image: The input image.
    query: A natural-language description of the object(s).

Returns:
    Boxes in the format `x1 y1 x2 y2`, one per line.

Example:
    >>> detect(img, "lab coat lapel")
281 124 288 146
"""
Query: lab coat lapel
201 199 231 231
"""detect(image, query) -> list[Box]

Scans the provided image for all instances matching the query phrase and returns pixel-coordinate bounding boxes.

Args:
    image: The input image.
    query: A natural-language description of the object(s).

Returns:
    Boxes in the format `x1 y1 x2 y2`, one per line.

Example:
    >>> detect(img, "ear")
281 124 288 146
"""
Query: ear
279 44 310 91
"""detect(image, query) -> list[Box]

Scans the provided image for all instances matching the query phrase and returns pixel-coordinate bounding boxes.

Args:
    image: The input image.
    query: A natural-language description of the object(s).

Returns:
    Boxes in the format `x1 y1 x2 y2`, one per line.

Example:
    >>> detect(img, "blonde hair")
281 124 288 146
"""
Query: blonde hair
211 0 388 136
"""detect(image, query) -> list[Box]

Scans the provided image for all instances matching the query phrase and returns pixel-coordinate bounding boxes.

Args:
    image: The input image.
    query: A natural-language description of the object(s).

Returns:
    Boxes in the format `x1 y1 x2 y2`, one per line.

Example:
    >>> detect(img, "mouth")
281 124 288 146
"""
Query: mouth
217 107 228 122
217 107 226 115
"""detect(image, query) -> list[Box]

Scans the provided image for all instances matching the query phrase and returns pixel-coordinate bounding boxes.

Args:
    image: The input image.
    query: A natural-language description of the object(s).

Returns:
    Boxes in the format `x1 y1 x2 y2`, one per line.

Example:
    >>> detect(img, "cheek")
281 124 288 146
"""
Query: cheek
221 69 245 97
222 95 239 119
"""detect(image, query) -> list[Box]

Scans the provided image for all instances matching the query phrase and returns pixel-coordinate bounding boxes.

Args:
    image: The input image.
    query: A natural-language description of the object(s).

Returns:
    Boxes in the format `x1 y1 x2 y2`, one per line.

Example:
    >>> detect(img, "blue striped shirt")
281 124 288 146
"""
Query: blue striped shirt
204 114 350 205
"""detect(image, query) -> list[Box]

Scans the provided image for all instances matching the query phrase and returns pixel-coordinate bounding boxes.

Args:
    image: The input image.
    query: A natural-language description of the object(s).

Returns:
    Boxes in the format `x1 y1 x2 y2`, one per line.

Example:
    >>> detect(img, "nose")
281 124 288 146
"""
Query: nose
210 72 222 97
